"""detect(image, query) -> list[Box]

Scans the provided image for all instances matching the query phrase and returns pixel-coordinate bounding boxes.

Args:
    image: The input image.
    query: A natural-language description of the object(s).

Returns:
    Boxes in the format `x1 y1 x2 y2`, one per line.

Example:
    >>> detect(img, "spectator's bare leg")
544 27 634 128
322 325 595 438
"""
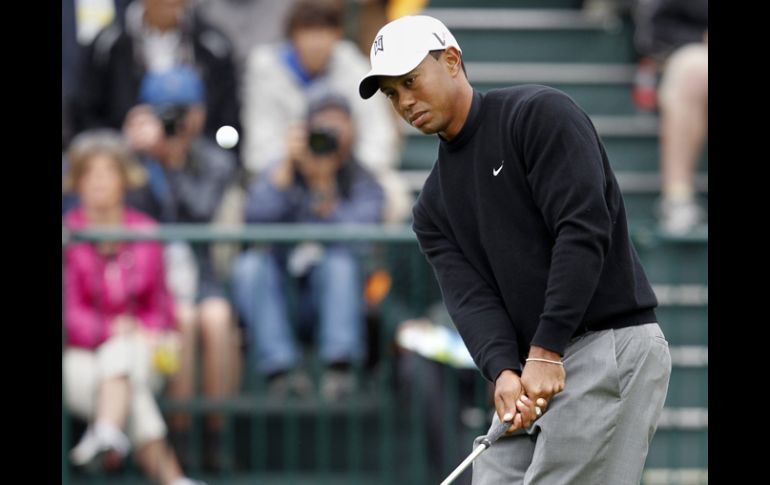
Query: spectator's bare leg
135 438 184 485
166 303 198 431
96 375 130 428
70 374 132 468
659 45 708 201
657 44 708 232
230 326 243 399
198 296 236 431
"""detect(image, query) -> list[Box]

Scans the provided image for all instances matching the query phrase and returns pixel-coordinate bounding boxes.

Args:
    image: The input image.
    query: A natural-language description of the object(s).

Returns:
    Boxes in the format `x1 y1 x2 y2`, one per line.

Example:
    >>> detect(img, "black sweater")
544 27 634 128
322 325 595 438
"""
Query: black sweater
412 86 658 383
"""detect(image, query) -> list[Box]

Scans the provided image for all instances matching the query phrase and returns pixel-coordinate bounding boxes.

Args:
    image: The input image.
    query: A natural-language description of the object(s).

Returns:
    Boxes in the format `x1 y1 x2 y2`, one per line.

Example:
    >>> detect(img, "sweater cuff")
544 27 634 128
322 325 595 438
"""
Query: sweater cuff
530 320 577 356
482 351 522 384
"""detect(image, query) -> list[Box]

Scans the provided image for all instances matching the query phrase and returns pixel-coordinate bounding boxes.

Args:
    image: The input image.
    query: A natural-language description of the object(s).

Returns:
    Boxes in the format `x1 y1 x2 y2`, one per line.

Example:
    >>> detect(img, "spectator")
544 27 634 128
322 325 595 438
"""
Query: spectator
62 129 206 485
631 0 708 233
70 0 240 146
231 89 384 401
123 65 242 470
63 0 133 149
62 0 78 149
195 0 295 82
633 0 707 68
656 33 708 233
242 0 409 222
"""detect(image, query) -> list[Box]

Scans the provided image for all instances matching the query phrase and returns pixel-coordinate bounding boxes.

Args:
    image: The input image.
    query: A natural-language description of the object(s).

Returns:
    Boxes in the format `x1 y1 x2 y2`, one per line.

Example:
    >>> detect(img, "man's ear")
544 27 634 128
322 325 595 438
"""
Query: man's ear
443 46 463 77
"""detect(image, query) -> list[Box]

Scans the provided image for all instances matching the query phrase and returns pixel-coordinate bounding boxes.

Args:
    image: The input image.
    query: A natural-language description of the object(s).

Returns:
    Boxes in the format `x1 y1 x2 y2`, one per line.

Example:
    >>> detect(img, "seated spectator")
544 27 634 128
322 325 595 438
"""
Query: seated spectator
231 89 384 401
657 33 708 233
631 0 708 233
195 0 295 81
62 129 206 485
242 0 410 222
123 65 242 470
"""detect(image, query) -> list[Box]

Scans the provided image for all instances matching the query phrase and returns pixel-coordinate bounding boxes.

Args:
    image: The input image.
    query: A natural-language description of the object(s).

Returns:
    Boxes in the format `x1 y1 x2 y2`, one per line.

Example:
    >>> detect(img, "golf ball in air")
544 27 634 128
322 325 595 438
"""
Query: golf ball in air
216 125 239 149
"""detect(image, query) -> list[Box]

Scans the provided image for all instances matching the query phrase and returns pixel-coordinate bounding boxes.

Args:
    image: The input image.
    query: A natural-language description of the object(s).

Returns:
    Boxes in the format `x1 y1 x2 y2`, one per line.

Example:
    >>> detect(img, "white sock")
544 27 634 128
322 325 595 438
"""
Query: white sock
168 478 199 485
663 184 695 203
94 421 130 456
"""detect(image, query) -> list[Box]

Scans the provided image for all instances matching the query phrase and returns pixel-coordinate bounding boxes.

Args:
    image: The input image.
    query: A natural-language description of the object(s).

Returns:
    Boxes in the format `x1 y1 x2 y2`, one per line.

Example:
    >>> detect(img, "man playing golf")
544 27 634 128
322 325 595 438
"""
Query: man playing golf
359 15 672 484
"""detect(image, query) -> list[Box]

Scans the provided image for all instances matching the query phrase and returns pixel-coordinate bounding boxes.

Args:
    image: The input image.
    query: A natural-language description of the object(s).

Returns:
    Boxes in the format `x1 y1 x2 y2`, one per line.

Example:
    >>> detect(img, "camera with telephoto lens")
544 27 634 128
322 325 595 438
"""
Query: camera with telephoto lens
155 104 189 137
307 128 338 155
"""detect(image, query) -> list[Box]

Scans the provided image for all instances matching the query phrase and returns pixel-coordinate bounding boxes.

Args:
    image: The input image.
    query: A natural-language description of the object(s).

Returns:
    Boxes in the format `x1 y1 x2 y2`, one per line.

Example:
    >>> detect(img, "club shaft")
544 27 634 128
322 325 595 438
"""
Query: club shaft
439 443 487 485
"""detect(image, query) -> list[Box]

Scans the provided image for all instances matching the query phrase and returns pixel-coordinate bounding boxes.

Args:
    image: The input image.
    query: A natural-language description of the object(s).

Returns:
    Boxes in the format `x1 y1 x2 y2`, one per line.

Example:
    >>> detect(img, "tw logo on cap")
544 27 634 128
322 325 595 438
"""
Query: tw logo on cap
373 35 384 55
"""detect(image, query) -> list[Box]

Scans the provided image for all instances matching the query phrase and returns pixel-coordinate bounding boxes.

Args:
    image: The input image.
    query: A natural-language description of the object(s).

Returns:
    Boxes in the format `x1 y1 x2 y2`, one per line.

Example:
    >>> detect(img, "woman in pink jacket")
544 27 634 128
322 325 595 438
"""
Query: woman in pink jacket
62 129 206 485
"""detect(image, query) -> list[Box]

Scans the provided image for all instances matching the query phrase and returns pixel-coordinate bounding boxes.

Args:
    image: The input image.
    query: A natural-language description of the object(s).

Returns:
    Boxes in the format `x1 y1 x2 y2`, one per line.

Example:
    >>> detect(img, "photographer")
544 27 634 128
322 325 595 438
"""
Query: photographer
231 88 384 401
121 65 241 471
242 0 409 223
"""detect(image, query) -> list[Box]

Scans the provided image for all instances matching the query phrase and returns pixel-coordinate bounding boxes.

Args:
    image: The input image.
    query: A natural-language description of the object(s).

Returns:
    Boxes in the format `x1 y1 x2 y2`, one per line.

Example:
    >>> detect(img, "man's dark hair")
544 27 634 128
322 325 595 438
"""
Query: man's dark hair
285 0 343 38
429 49 467 78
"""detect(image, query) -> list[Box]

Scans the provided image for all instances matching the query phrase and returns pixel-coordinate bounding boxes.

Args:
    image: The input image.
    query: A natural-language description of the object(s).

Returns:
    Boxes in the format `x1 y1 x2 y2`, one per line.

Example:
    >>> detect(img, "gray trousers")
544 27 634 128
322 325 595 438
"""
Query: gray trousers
472 323 671 485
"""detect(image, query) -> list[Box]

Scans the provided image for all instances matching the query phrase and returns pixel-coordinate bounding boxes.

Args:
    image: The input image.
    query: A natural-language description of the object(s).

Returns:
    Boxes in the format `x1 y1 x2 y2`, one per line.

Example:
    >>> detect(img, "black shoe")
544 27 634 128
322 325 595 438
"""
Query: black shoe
168 430 192 470
320 369 356 402
266 369 313 399
202 429 229 472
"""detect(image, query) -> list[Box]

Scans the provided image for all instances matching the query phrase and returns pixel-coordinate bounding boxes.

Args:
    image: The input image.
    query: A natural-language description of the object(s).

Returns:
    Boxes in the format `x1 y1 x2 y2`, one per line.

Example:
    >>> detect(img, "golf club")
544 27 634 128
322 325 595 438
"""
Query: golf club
438 412 513 485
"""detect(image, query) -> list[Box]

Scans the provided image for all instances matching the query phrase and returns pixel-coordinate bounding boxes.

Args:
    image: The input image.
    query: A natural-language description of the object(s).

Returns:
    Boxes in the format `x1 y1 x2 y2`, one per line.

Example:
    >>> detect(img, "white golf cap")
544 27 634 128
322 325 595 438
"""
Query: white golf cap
358 15 462 99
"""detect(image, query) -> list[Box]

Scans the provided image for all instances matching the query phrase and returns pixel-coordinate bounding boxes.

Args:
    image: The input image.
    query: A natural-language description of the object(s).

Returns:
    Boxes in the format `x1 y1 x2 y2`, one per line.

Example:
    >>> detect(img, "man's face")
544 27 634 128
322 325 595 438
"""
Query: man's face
377 52 457 135
78 154 126 211
292 27 342 76
144 0 186 30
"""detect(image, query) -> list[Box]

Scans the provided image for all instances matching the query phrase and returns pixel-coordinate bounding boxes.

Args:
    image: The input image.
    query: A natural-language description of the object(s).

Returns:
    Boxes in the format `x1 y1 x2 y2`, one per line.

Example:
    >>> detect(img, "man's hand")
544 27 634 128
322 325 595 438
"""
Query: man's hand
272 124 308 190
520 345 566 416
494 369 538 433
123 105 163 155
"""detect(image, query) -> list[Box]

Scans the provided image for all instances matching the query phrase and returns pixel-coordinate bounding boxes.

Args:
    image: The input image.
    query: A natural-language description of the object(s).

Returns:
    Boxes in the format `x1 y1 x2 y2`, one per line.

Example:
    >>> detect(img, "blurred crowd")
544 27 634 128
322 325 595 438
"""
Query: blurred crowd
62 1 409 482
61 0 706 483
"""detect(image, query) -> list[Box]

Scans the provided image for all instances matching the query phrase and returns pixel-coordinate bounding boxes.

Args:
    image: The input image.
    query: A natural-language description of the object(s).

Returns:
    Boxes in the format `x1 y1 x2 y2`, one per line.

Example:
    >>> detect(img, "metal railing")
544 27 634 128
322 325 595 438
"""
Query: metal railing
62 224 708 485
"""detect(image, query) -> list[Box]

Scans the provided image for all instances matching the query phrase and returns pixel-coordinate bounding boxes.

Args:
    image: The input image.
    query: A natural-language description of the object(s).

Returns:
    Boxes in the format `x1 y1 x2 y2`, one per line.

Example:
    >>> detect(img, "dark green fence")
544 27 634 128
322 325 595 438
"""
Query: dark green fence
62 224 707 485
